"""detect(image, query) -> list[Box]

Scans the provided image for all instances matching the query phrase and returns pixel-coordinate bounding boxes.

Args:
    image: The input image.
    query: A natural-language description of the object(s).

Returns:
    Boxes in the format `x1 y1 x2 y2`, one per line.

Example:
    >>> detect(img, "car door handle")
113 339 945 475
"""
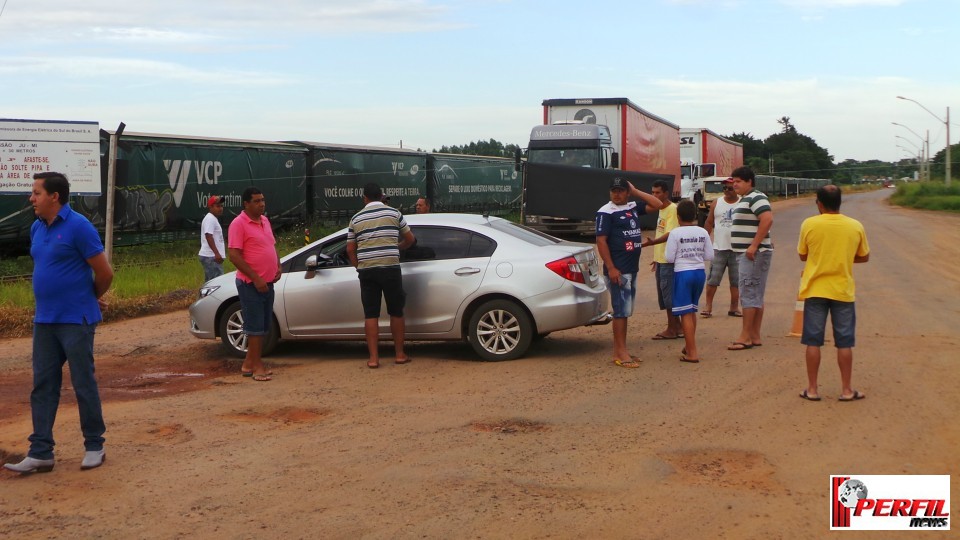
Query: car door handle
454 267 481 276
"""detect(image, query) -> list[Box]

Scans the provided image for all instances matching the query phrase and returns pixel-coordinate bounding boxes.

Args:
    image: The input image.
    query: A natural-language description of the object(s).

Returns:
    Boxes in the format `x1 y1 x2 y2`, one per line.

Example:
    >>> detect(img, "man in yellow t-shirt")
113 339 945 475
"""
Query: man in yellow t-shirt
642 180 681 340
797 185 870 403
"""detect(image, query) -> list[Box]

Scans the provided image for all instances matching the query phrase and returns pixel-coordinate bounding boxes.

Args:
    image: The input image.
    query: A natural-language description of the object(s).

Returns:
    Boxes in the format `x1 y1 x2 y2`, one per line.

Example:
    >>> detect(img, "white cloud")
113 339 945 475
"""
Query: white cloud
0 56 292 87
780 0 906 8
1 0 459 42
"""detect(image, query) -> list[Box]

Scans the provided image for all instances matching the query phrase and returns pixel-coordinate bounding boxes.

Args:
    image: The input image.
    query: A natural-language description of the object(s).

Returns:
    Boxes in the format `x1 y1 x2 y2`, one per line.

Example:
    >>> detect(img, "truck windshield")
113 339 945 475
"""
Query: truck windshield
705 182 726 194
527 148 598 168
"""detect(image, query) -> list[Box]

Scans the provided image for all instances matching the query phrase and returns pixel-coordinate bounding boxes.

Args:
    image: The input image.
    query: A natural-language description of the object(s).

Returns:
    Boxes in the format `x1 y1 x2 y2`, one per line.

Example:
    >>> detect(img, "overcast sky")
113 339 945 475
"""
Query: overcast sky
1 0 956 167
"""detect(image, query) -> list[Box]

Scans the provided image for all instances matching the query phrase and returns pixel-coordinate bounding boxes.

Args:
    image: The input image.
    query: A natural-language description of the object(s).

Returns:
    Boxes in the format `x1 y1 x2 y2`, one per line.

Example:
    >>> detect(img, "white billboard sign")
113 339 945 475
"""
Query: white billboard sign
0 119 102 194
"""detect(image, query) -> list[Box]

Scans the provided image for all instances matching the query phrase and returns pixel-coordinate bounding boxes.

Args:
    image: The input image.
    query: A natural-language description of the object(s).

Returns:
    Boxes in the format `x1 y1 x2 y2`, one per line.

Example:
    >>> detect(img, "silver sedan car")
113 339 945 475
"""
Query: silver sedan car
189 213 611 361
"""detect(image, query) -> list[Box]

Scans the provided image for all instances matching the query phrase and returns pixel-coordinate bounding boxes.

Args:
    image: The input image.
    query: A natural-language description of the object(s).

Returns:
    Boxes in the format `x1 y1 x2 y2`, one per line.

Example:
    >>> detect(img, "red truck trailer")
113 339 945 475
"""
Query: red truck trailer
524 97 681 234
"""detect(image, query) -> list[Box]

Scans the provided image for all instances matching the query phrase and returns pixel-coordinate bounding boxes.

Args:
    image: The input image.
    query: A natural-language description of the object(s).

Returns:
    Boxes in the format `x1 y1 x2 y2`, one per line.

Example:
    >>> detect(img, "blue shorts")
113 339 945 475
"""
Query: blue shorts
801 297 856 348
236 279 275 336
606 273 637 318
672 269 705 316
655 263 674 311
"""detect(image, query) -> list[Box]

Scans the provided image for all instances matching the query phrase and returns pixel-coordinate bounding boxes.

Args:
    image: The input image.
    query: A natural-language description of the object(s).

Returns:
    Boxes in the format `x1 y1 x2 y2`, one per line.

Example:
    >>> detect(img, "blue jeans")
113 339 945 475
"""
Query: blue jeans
199 256 223 282
29 323 105 459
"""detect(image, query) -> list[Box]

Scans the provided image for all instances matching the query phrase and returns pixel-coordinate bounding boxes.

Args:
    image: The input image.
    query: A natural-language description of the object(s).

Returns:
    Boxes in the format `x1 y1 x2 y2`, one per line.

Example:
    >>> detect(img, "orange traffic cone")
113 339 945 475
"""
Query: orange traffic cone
788 271 803 337
788 296 804 337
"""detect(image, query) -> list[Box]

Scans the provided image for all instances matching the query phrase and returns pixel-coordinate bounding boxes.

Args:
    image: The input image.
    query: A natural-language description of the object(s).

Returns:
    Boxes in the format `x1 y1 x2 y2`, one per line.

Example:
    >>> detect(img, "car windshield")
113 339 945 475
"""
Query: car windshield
487 219 560 246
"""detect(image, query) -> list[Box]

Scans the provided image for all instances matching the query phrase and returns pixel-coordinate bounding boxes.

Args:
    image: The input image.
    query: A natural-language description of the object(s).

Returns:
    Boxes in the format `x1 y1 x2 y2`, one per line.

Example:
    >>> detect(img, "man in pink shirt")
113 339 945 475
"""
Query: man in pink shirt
228 187 281 381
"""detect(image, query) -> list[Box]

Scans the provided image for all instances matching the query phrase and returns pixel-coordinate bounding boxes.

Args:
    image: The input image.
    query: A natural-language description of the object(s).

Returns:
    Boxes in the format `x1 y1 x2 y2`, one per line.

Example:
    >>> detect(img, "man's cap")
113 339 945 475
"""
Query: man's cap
722 177 735 184
207 195 224 207
609 177 628 190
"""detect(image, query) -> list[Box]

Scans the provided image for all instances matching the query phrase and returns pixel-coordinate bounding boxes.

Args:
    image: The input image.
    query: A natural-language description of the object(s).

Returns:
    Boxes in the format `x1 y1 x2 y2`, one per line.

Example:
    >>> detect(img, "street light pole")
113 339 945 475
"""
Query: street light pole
892 122 929 180
897 96 951 187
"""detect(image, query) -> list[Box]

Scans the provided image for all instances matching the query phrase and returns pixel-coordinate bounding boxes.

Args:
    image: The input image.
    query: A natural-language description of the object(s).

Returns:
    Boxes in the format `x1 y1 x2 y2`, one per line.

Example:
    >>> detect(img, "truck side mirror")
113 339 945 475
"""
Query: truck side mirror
611 152 619 169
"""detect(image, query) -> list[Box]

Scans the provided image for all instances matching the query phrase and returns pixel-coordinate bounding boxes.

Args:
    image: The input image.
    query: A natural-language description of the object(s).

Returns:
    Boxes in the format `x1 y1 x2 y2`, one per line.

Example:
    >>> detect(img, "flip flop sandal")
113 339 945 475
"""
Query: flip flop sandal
799 390 821 401
838 390 866 401
614 358 641 368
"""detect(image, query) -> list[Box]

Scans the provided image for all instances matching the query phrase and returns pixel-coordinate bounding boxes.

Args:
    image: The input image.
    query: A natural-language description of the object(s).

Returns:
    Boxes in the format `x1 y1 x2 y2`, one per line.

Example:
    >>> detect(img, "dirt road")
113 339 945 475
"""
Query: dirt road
1 189 957 539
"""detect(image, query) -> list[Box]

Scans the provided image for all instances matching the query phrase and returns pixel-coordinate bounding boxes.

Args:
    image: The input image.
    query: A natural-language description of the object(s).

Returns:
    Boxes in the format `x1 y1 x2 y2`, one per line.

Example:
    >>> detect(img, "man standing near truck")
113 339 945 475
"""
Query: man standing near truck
727 166 773 351
702 178 741 318
596 177 665 368
642 180 682 340
199 195 225 282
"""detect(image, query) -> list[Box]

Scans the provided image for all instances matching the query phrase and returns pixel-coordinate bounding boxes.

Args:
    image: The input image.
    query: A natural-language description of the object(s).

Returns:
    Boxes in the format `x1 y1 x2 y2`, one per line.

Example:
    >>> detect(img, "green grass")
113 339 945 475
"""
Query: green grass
890 182 960 212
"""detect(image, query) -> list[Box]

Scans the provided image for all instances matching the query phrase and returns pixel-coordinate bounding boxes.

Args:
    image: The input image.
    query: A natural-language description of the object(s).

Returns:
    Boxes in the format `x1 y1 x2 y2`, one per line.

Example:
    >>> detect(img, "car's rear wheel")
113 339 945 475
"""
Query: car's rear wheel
467 299 533 361
218 301 279 358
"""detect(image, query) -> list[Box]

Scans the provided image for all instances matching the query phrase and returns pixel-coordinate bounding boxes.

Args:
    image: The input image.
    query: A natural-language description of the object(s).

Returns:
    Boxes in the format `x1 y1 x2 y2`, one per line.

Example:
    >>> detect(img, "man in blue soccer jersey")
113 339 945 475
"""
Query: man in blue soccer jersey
596 177 666 368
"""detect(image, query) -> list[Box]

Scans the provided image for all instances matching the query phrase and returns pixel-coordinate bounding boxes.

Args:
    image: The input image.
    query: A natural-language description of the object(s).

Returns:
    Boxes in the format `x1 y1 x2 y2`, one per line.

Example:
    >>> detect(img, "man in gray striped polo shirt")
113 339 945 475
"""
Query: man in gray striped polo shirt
347 183 416 368
727 166 773 351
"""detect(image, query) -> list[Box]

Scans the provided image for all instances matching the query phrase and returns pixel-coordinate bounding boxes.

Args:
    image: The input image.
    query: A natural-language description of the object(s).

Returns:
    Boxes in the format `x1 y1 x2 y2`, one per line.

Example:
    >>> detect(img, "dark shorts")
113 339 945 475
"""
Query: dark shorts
801 297 856 348
236 279 274 336
358 266 406 319
656 263 674 311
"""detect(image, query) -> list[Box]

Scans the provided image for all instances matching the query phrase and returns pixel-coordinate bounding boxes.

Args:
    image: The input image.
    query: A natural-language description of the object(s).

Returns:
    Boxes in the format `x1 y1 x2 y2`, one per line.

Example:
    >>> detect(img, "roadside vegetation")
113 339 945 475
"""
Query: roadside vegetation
890 181 960 212
0 221 342 338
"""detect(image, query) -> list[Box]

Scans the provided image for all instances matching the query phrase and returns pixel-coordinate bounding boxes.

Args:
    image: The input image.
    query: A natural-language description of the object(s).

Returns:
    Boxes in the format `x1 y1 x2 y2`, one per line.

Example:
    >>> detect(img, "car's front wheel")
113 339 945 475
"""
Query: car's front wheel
218 301 279 358
467 299 533 361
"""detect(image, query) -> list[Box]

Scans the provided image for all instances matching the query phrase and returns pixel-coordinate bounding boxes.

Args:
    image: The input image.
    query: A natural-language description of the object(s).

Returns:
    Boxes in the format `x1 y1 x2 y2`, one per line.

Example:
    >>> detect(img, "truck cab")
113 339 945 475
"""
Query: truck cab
523 123 618 234
526 124 618 170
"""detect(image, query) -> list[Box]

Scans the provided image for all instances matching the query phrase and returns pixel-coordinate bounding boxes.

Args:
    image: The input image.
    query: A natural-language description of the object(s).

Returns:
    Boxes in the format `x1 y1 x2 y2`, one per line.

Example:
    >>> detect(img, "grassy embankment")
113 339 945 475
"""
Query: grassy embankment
890 181 960 212
0 223 338 338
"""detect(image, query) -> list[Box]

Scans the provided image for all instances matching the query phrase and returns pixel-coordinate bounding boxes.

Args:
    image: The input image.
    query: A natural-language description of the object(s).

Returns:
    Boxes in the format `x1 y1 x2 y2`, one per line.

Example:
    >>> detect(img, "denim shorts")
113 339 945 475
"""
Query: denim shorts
606 272 637 318
672 269 705 316
199 256 223 282
236 279 275 336
655 263 674 311
707 250 739 287
737 250 772 309
801 297 856 348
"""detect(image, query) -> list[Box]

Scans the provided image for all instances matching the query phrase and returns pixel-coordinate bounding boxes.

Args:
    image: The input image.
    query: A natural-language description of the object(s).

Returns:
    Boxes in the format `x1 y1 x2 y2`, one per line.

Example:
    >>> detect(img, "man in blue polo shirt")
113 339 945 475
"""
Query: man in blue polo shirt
3 172 114 475
595 177 666 368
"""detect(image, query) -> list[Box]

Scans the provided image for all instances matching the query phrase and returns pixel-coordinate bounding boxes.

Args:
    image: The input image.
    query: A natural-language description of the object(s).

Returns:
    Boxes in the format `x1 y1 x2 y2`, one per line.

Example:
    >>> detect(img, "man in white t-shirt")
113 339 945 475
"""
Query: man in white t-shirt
702 178 741 317
198 195 226 282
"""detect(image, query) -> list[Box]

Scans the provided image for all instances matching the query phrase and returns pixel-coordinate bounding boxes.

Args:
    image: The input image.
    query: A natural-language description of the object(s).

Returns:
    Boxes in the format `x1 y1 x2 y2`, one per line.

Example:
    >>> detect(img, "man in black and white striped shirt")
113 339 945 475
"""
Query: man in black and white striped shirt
727 167 774 351
347 183 416 368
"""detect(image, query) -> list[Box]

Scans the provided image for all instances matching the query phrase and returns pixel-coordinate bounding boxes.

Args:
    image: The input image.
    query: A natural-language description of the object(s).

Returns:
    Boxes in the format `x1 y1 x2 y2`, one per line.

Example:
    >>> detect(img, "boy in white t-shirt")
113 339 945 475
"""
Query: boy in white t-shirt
665 200 714 363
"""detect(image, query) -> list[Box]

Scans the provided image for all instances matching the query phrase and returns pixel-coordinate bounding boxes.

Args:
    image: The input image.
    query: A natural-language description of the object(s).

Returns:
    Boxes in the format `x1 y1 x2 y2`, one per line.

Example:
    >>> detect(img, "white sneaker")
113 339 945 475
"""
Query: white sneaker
3 456 55 474
81 450 105 470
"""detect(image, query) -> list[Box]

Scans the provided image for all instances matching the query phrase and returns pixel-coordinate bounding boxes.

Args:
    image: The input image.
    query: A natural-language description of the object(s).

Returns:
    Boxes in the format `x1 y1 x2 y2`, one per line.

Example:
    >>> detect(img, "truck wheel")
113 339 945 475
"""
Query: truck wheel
218 301 279 358
467 299 533 361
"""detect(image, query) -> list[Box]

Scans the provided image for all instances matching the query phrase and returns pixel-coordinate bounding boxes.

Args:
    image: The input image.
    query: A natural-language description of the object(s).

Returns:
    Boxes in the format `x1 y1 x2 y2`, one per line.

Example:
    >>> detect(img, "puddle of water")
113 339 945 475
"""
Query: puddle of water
138 372 205 379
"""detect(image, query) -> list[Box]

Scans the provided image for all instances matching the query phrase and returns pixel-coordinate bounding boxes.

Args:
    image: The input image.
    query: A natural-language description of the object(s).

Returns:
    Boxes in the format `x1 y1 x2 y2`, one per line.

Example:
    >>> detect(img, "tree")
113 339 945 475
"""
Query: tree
434 138 521 158
763 119 834 178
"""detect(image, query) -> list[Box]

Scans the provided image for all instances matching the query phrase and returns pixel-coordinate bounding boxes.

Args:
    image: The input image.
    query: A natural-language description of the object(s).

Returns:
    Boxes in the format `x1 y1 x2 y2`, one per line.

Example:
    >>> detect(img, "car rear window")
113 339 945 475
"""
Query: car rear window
487 220 561 247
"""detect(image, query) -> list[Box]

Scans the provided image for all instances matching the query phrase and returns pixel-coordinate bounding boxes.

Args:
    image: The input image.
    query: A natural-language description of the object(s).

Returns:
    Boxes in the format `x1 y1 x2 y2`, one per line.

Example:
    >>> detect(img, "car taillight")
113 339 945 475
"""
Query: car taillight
545 256 585 284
